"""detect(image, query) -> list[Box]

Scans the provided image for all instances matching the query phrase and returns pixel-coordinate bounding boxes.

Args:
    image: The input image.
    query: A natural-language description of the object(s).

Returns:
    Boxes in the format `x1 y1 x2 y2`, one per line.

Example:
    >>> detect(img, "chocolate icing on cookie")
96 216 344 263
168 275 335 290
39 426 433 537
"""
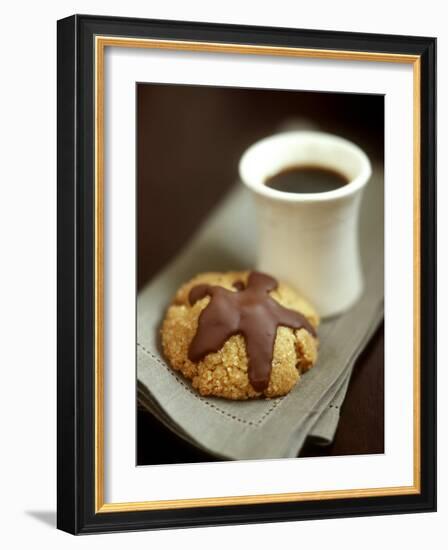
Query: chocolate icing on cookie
188 271 316 392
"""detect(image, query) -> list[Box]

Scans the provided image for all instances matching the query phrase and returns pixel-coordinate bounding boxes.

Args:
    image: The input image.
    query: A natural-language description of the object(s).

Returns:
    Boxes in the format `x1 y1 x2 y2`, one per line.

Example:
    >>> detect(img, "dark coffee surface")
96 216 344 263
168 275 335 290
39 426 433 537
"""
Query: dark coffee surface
265 165 348 194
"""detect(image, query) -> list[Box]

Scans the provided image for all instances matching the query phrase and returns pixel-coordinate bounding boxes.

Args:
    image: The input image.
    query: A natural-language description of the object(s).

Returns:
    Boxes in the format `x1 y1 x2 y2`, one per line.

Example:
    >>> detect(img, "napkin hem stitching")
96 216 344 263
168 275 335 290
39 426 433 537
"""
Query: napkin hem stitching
137 342 282 426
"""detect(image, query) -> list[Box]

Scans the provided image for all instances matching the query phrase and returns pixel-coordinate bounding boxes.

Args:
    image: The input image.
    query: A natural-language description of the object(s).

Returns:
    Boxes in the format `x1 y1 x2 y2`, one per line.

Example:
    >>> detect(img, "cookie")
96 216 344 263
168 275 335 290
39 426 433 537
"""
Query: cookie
161 271 319 400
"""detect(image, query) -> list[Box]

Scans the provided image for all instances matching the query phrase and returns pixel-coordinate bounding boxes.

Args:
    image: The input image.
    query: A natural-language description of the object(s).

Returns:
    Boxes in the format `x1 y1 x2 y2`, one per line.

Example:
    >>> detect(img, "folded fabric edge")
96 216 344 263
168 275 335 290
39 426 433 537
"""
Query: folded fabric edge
302 309 384 448
137 305 384 461
137 385 230 461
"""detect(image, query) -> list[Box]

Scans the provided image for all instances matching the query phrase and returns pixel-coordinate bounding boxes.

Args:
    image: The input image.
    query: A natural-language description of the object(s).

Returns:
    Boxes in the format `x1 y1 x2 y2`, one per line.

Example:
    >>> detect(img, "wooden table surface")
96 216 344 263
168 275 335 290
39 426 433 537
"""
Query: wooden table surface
136 83 384 464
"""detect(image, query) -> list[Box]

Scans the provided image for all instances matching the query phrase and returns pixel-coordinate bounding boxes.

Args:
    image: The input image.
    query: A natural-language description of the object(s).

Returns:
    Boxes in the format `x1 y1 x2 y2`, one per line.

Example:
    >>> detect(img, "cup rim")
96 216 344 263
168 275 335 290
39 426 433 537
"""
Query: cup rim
239 130 372 203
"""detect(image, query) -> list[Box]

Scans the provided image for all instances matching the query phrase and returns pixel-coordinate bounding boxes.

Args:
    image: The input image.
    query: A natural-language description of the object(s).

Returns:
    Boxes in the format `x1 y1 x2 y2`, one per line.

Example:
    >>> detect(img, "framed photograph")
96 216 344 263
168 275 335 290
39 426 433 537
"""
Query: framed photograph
57 14 436 534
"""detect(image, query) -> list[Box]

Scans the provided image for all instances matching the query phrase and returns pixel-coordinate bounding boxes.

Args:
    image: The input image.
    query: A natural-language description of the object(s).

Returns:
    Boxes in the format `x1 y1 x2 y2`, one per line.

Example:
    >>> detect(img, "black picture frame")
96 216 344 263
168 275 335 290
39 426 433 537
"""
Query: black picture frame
57 14 436 534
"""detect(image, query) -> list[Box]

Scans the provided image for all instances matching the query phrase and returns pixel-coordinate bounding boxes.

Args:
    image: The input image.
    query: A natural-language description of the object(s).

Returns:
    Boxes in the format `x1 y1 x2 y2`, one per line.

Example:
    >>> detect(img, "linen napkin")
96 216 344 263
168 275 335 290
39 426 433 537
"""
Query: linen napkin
137 163 383 460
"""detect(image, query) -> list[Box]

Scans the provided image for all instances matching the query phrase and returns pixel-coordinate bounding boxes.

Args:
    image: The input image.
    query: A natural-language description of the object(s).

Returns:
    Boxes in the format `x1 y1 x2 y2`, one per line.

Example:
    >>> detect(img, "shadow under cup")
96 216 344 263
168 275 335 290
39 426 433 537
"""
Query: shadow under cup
239 131 372 318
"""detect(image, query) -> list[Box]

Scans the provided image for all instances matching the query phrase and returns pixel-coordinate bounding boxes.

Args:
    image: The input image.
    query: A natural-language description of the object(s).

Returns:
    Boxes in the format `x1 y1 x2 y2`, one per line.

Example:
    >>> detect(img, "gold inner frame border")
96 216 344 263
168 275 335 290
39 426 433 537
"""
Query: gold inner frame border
94 36 421 513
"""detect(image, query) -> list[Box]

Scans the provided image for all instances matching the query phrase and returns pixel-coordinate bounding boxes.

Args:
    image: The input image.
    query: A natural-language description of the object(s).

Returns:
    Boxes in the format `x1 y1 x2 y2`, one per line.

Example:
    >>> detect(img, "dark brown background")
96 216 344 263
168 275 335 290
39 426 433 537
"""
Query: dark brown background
137 83 384 464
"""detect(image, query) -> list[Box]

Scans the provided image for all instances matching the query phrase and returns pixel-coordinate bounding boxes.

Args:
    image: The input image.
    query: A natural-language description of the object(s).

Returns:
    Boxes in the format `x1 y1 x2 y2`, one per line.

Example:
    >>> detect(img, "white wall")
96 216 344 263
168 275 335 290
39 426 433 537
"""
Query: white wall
0 1 444 548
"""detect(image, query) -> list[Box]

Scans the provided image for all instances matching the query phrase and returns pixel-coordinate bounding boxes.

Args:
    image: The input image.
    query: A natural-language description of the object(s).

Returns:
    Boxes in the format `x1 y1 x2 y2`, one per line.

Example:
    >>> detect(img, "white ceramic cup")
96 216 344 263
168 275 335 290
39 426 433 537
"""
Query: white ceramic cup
239 131 372 318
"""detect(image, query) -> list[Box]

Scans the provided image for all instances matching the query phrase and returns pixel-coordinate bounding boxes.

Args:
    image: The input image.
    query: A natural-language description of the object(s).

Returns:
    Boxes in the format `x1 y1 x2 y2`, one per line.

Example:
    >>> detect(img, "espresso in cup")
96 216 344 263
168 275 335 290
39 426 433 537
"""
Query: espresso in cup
265 165 348 194
239 131 372 317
